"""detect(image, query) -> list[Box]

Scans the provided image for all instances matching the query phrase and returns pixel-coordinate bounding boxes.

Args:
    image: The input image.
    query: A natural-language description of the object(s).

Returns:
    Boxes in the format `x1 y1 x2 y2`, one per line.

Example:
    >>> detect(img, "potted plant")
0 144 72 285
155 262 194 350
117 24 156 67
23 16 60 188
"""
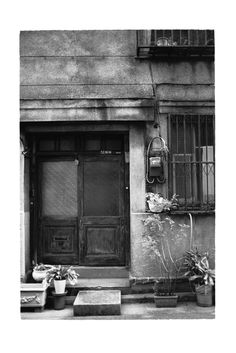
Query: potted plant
45 265 79 294
142 214 189 307
183 248 215 307
146 193 179 213
32 263 55 282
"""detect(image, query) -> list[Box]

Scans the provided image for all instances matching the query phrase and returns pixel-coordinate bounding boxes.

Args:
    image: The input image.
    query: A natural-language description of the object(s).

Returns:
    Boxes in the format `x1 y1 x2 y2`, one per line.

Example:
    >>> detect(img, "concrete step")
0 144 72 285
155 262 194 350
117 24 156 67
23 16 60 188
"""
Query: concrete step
121 292 196 304
72 267 129 279
67 277 130 288
73 290 121 316
122 293 154 303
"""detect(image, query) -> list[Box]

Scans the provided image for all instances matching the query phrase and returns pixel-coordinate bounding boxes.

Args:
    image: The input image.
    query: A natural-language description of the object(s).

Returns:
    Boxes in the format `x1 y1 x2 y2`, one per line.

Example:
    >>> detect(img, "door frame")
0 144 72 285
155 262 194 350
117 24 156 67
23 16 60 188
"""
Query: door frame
29 130 130 267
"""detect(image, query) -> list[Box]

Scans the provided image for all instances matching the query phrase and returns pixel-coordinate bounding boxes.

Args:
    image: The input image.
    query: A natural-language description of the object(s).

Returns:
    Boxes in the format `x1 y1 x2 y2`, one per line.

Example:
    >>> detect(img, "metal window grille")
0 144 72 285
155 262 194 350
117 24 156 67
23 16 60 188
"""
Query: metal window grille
167 114 215 211
136 30 214 58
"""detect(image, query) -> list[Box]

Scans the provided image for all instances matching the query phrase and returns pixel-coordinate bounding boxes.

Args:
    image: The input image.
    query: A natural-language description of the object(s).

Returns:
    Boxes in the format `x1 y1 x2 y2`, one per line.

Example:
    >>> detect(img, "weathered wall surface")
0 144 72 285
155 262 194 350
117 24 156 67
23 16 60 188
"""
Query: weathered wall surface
20 30 215 279
130 213 215 278
20 30 214 121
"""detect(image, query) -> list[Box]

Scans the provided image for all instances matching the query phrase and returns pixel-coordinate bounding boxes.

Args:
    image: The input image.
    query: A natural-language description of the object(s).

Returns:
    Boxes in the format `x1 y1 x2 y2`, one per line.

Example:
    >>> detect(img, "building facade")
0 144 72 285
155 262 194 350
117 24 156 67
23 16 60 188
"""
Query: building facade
20 30 215 283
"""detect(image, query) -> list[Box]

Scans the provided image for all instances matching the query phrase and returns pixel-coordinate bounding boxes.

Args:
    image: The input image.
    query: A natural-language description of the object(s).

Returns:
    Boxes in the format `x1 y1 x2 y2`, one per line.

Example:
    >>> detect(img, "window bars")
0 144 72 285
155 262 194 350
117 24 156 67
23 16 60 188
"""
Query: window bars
136 30 214 58
167 114 215 211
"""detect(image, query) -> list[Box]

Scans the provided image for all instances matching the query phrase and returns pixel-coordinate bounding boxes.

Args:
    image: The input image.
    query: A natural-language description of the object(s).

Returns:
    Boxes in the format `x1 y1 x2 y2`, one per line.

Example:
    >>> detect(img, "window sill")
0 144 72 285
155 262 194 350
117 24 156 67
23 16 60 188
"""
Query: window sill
136 46 214 60
145 209 215 215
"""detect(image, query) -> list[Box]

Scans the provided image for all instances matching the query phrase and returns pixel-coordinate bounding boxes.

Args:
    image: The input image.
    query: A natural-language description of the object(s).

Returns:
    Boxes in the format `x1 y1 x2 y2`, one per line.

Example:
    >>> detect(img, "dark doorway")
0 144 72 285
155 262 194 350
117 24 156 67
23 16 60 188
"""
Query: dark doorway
32 133 129 266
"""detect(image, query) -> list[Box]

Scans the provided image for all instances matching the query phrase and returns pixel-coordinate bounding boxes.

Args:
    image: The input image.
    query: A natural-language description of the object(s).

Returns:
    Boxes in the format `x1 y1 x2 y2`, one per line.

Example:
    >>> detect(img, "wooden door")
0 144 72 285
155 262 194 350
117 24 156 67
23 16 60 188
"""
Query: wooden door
38 158 79 264
79 155 125 266
37 152 126 266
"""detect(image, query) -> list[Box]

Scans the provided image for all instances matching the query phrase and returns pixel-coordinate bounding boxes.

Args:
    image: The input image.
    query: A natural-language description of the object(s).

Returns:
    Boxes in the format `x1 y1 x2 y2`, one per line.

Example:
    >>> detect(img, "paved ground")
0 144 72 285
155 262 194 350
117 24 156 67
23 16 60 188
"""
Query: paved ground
21 302 215 320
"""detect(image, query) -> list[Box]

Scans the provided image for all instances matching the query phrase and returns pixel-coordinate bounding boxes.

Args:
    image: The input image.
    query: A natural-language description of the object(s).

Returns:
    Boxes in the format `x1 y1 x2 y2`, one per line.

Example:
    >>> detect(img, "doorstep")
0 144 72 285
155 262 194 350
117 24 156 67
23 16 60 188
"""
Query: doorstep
73 290 121 316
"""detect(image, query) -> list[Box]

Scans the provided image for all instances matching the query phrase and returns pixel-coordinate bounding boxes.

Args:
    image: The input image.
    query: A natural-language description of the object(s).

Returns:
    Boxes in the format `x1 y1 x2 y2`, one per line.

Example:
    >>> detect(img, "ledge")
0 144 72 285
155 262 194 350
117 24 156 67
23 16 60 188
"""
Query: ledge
145 210 215 216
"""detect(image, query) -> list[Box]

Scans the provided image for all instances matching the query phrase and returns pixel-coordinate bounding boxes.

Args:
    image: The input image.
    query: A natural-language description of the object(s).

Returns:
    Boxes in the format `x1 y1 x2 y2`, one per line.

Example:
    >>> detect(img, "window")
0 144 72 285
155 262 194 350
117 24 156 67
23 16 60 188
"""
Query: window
136 30 214 58
168 115 215 211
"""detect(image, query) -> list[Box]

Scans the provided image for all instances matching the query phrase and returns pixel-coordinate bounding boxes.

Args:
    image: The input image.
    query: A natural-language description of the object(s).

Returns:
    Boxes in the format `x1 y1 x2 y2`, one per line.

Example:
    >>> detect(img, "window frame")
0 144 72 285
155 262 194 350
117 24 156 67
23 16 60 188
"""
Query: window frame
167 114 215 212
136 30 214 59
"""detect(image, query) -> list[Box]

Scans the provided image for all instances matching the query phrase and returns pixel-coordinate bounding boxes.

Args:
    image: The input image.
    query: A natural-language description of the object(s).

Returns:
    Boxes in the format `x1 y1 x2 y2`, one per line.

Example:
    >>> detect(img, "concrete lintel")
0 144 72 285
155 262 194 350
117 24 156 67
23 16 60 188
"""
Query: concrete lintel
20 107 154 122
20 98 154 109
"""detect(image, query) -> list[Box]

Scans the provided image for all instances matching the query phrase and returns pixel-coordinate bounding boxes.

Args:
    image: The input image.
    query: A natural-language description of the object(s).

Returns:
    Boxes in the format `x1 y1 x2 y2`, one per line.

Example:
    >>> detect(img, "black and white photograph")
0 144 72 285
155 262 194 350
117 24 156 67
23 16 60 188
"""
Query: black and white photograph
19 28 215 320
1 1 235 352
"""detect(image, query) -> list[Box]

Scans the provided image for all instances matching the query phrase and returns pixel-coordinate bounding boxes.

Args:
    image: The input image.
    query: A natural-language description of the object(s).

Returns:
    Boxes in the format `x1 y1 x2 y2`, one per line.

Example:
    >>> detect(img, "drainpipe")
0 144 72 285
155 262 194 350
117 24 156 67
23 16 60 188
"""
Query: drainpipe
188 212 193 249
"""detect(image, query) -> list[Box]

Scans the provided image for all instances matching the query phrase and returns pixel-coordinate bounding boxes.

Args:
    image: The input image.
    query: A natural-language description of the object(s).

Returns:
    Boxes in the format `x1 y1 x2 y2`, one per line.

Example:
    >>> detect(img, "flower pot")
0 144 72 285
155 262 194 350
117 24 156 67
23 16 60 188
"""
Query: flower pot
147 201 164 213
32 265 54 282
154 295 178 308
195 284 213 307
21 282 48 310
32 269 48 282
52 291 67 310
54 279 66 294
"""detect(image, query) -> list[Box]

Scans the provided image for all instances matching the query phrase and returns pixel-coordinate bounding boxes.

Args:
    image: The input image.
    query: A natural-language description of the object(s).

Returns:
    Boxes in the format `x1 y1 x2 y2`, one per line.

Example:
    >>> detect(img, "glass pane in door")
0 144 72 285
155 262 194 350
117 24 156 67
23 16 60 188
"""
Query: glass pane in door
41 161 78 217
83 159 120 216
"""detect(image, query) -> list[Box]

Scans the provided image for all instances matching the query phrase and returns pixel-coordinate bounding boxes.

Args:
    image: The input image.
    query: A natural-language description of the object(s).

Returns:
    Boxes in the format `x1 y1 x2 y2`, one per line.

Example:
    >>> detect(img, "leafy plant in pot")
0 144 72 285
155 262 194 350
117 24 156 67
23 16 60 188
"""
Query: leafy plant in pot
32 263 55 282
183 248 215 307
44 265 79 294
142 213 189 307
146 192 179 213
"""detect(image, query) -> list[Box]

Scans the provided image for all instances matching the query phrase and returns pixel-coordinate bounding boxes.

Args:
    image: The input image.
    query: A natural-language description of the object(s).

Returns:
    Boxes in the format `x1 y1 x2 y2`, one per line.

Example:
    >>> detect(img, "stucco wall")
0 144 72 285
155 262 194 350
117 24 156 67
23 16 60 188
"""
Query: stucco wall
20 30 215 278
130 213 215 278
20 30 214 122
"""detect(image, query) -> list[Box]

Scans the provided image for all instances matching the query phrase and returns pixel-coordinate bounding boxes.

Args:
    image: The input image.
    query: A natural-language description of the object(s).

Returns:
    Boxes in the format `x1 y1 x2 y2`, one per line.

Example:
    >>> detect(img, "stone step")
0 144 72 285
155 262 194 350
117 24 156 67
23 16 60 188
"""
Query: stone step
122 293 154 303
72 267 129 279
73 290 121 316
67 277 130 288
121 292 196 303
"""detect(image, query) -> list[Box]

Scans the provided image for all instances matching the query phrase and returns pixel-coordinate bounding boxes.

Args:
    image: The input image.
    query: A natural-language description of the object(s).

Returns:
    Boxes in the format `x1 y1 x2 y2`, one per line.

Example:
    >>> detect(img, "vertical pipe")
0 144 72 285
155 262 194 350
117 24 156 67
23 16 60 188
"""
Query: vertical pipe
198 115 202 208
188 30 190 46
196 30 199 46
204 30 207 46
183 116 187 209
168 114 172 199
188 213 193 249
213 115 215 205
205 116 209 208
154 30 157 45
176 115 179 154
190 115 194 208
136 30 139 57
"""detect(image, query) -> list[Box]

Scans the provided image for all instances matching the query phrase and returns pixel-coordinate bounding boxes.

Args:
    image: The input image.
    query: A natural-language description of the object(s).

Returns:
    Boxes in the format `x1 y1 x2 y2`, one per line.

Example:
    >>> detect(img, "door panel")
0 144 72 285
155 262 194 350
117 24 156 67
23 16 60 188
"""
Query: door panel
40 219 78 264
80 156 125 266
39 159 79 264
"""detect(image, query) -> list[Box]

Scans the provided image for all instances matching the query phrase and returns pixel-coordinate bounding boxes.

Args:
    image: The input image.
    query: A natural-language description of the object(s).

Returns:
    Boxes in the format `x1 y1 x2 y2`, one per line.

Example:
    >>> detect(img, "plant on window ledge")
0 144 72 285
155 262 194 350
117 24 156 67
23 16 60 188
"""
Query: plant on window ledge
146 192 179 213
142 214 189 307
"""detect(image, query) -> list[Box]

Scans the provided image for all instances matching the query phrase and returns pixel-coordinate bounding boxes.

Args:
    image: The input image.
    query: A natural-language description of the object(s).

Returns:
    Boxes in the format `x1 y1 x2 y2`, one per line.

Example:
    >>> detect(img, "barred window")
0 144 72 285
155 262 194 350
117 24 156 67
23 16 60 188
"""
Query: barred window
136 30 214 58
168 115 215 211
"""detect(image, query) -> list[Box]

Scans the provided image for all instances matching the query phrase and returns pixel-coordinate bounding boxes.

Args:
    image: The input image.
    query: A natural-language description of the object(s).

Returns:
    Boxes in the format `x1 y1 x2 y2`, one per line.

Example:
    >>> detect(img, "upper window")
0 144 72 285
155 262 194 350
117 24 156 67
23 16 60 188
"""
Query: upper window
168 115 215 211
136 30 214 59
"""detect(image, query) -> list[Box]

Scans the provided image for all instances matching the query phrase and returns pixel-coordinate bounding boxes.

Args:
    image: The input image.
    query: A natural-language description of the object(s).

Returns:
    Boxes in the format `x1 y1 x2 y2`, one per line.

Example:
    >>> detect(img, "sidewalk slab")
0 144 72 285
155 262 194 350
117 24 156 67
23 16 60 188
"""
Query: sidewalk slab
21 302 215 320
